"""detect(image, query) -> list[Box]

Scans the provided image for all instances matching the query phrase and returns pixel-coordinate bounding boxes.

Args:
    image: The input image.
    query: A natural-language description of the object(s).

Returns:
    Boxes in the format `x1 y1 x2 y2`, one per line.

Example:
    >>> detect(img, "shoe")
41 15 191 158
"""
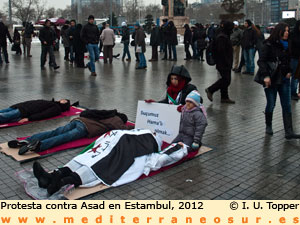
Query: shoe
91 72 97 76
232 68 237 72
18 140 41 155
221 98 235 104
53 65 60 70
33 162 52 188
122 57 125 61
235 69 241 73
265 112 273 135
126 58 131 61
283 112 300 139
28 55 32 57
171 59 177 61
136 66 147 70
200 59 205 61
242 71 250 75
161 58 167 60
8 140 29 148
205 88 213 102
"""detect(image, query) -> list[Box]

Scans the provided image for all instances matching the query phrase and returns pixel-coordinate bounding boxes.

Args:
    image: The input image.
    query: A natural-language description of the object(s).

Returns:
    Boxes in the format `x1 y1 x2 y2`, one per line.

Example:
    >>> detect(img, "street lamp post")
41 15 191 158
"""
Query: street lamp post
110 0 112 26
8 0 12 25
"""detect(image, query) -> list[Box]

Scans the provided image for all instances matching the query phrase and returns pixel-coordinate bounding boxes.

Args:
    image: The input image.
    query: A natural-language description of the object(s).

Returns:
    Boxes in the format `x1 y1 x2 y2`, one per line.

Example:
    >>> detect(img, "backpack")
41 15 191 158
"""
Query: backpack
206 33 227 66
205 39 216 66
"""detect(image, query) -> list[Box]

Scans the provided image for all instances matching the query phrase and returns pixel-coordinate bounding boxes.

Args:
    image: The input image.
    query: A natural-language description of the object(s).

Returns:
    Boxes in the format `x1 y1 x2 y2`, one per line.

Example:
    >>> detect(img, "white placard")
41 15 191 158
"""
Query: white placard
282 11 296 19
135 101 181 143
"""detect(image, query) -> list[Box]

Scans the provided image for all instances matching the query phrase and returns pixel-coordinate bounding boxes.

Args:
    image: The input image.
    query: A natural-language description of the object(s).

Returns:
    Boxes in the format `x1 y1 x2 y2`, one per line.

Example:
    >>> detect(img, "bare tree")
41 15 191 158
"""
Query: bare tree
123 0 139 23
34 0 46 22
45 7 56 18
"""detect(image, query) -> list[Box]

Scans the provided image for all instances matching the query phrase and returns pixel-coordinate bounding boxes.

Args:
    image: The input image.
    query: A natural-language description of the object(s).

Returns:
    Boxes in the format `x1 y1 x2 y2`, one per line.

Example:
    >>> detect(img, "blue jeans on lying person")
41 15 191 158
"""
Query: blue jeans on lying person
26 120 88 152
0 108 21 124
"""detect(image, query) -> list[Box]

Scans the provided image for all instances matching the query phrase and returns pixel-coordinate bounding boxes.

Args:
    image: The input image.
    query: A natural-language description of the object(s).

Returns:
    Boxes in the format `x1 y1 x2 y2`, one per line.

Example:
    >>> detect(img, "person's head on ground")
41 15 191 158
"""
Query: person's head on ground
116 112 128 124
45 19 51 27
244 19 252 28
88 15 95 24
268 22 289 42
185 90 201 110
233 21 239 28
56 99 71 112
70 20 76 27
167 65 191 87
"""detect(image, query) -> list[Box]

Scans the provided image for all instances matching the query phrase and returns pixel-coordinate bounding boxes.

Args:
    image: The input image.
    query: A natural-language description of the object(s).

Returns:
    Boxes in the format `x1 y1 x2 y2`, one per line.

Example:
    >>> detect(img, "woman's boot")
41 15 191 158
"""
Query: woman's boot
265 112 273 135
283 112 300 139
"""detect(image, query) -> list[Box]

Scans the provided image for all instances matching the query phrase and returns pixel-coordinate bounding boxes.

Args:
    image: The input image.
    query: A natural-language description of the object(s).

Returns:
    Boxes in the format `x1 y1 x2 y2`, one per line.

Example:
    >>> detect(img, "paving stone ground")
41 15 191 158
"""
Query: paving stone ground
0 43 300 200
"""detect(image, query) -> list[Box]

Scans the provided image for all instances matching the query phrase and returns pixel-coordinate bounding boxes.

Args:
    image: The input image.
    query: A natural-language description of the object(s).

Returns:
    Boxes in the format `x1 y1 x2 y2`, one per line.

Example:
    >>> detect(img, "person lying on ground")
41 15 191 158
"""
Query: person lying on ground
173 91 208 151
145 65 200 105
8 109 134 155
32 129 189 196
0 99 70 124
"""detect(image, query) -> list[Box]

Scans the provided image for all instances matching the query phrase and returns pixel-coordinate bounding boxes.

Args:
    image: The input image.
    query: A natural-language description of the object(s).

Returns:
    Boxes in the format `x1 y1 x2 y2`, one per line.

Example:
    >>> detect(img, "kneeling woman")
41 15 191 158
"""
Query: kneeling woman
33 129 189 195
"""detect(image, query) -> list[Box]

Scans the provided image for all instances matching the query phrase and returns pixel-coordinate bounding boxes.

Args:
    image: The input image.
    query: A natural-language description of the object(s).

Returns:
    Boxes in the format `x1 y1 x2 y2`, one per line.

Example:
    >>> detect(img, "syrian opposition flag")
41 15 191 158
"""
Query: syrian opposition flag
71 129 160 186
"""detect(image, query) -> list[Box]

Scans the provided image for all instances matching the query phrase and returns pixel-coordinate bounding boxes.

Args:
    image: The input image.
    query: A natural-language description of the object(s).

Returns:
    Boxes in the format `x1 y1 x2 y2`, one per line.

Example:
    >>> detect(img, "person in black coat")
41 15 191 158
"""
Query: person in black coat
196 24 207 61
145 65 199 106
205 21 235 104
289 20 300 100
0 20 13 64
39 19 59 70
13 29 22 55
149 23 161 61
183 24 192 60
74 24 86 68
166 21 178 61
121 22 131 61
0 99 70 124
256 23 300 139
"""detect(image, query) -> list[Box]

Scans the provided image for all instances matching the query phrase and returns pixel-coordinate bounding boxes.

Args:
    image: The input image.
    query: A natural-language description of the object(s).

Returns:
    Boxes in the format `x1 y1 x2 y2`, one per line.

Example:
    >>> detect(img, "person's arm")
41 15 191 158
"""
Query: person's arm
39 29 45 43
28 105 62 121
257 44 272 87
80 26 87 44
6 28 13 43
193 112 208 145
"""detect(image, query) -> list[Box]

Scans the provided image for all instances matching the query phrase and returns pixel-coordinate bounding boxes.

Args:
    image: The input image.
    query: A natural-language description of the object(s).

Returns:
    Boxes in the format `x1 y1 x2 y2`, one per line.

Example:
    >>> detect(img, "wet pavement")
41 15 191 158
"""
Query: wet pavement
0 43 300 200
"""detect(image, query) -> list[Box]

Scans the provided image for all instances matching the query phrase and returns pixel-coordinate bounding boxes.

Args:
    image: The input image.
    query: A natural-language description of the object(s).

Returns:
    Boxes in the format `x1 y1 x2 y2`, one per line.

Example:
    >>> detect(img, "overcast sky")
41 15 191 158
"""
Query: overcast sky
0 0 199 10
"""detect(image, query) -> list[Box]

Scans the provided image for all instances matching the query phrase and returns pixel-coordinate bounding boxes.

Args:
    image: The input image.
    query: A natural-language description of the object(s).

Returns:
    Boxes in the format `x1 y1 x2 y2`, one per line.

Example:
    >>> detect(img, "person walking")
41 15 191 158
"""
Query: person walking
101 24 115 64
289 20 300 101
241 19 257 75
149 23 160 61
0 19 13 65
120 22 131 61
81 15 100 76
99 22 106 53
231 21 243 71
183 24 192 60
257 23 300 139
205 21 235 104
135 23 147 69
39 19 59 70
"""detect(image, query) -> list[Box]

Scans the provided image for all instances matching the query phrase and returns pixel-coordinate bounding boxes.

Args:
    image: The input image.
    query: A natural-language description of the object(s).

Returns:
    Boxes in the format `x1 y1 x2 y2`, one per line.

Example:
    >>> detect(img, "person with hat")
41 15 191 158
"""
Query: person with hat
172 90 208 151
81 15 100 76
120 21 131 62
241 19 257 75
231 21 243 72
0 18 13 65
135 22 147 69
145 65 199 105
9 109 134 155
39 19 60 70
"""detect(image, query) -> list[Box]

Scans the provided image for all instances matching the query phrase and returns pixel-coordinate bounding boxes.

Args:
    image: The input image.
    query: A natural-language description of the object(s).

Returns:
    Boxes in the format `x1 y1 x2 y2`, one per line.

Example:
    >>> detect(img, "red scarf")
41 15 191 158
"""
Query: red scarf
167 79 186 101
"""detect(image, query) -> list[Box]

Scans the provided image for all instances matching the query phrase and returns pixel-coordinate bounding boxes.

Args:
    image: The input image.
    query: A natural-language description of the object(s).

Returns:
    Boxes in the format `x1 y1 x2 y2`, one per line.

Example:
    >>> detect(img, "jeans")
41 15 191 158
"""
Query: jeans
26 120 88 152
86 44 99 73
122 42 131 59
138 52 147 68
290 58 299 96
264 78 291 114
0 45 9 63
168 45 177 60
70 45 75 62
0 108 21 124
243 48 255 73
40 45 57 67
